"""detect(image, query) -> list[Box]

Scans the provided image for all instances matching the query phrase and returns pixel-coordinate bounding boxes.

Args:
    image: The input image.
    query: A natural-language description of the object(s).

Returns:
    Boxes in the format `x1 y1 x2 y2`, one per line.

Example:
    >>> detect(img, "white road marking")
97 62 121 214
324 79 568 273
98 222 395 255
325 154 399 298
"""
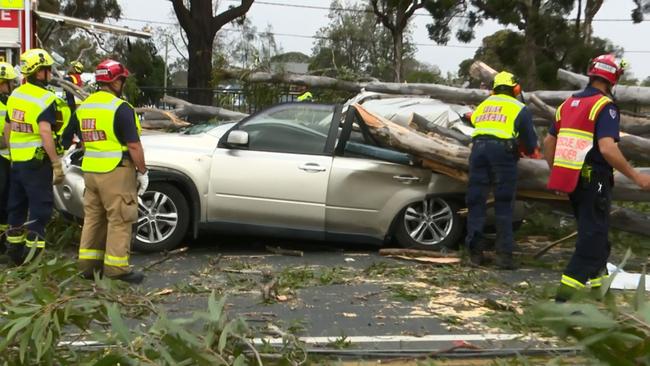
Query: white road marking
253 333 524 345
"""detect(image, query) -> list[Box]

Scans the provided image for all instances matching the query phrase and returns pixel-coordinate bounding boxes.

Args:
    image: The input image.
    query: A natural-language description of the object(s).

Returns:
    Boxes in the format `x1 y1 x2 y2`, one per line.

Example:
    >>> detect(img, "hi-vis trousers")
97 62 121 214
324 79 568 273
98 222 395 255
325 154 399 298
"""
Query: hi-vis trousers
78 160 138 278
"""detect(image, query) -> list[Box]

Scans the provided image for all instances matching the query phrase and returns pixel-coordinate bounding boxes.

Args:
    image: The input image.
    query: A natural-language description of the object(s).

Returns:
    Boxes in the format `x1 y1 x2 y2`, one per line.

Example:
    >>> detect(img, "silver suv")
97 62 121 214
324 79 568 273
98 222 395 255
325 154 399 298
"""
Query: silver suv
55 102 519 252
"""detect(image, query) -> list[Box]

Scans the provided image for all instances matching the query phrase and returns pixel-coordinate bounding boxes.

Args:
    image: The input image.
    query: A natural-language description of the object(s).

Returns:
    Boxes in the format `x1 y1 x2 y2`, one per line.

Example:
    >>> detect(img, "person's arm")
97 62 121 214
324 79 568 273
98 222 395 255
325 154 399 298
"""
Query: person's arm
127 141 146 174
515 107 538 154
38 122 59 162
60 113 79 149
543 134 557 169
599 137 650 188
3 115 10 150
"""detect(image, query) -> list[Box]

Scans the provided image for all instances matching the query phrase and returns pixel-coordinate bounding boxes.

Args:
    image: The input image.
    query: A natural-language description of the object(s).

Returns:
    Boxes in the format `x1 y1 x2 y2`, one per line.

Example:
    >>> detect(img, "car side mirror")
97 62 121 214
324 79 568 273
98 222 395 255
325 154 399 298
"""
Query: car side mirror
226 130 249 146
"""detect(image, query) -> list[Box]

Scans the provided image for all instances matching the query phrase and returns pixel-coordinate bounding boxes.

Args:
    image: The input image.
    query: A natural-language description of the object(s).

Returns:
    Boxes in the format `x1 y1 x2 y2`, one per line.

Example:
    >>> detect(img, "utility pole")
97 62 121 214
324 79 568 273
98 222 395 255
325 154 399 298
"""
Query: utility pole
163 34 169 96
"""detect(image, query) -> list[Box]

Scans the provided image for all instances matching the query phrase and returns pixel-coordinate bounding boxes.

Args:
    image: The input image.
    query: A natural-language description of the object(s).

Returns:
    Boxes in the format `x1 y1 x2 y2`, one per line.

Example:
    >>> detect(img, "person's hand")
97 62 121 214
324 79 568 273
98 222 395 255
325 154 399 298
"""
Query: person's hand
52 159 65 185
137 170 149 196
634 173 650 190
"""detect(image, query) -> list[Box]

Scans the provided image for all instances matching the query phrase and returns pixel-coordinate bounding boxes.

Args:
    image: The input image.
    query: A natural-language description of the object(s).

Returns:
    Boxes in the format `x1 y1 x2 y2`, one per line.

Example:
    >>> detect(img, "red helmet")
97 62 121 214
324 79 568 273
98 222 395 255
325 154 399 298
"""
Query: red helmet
95 59 130 83
587 54 624 86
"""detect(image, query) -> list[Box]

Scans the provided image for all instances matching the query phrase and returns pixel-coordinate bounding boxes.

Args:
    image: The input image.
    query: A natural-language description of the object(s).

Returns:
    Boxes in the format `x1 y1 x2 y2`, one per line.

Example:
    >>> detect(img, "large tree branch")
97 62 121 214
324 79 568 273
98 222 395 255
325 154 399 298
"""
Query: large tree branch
212 0 255 34
370 0 396 32
169 0 196 36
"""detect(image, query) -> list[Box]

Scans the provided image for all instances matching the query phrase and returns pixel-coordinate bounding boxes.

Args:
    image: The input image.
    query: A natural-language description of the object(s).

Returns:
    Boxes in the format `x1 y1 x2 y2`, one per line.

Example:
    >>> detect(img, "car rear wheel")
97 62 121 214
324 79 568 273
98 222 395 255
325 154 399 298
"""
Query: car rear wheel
132 183 190 252
394 197 464 250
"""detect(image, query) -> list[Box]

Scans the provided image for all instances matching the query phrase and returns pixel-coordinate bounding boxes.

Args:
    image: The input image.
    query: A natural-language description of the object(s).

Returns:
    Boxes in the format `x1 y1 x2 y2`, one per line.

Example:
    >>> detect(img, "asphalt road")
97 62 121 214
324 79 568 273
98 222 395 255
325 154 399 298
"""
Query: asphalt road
129 234 564 353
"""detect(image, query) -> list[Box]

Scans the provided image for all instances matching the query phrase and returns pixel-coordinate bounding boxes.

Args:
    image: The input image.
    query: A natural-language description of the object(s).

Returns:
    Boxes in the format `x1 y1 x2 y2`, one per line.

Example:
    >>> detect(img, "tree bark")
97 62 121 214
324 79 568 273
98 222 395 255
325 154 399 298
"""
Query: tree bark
393 29 403 83
171 0 254 106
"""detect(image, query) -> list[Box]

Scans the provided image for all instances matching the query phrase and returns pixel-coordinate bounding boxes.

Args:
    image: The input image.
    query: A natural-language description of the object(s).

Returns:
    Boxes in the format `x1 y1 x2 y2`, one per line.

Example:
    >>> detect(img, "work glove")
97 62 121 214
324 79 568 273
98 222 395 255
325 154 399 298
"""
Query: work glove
52 159 65 185
137 170 149 196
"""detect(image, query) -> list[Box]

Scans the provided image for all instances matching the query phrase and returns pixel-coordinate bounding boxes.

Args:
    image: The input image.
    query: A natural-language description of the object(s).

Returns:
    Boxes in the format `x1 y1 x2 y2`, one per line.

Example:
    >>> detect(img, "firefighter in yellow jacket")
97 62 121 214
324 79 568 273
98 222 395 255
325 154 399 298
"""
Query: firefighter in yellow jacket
4 49 70 265
77 59 147 284
0 62 17 261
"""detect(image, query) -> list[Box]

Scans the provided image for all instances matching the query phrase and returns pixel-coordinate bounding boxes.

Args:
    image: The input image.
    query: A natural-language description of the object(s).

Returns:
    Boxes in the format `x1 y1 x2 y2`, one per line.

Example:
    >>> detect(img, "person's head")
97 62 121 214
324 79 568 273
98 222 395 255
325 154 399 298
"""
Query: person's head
0 62 17 95
95 59 130 96
492 71 521 97
20 48 54 84
587 54 626 95
70 60 84 74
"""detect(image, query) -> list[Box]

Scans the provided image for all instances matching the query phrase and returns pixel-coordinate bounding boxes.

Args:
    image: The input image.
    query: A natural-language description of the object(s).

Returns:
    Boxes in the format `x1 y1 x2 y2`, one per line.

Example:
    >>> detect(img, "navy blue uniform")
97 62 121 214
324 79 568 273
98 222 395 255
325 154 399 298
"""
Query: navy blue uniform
466 101 538 257
551 87 619 299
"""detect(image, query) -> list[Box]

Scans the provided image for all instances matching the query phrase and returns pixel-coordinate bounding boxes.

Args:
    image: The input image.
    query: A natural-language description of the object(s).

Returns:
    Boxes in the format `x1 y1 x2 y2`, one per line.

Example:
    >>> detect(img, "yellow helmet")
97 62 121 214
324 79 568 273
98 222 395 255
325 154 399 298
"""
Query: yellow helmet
20 48 54 75
70 60 84 73
0 62 17 80
493 71 518 88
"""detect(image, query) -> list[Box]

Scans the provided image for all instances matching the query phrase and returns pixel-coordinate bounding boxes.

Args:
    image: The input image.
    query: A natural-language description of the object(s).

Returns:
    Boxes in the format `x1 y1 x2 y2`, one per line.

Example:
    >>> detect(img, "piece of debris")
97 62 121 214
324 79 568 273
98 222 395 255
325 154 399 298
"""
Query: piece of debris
389 255 461 265
342 312 358 318
265 245 304 257
143 246 189 271
483 298 524 315
607 263 650 291
276 295 290 302
344 257 356 262
533 232 578 259
379 248 458 258
148 288 174 297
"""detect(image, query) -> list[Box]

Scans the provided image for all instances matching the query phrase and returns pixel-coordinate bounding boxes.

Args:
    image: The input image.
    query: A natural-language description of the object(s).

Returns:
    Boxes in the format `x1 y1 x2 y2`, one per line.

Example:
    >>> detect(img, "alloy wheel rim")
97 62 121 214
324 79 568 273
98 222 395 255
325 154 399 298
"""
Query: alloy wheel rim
136 191 178 244
403 198 454 246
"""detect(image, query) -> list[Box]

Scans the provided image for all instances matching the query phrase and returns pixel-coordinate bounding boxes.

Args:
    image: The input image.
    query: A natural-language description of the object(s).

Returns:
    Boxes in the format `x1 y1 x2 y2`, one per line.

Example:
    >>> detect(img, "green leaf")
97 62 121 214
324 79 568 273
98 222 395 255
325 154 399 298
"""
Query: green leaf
4 316 32 341
208 291 226 324
233 354 247 366
217 322 233 353
602 247 632 297
18 330 30 364
105 303 132 344
634 265 647 311
641 304 650 324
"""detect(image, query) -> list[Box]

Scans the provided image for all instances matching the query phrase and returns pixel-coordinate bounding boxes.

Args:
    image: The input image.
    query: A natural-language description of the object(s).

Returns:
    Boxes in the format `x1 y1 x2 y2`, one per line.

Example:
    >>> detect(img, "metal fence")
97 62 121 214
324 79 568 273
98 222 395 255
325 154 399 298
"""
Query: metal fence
138 86 302 114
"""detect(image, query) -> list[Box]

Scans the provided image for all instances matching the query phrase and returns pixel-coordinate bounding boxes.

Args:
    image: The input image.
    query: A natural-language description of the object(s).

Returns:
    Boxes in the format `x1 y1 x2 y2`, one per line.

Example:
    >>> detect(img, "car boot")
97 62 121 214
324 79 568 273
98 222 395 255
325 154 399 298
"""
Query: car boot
495 252 518 270
113 271 145 284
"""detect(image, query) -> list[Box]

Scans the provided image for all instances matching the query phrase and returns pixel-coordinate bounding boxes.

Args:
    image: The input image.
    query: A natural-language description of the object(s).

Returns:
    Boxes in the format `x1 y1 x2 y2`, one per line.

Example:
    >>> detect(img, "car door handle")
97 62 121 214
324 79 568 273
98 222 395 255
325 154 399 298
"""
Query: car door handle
393 175 421 183
298 163 327 173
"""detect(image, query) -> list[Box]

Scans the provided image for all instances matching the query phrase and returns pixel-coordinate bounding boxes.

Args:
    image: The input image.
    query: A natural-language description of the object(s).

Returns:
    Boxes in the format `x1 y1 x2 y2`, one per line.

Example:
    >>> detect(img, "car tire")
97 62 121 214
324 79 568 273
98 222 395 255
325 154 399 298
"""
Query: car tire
394 197 464 251
132 182 190 253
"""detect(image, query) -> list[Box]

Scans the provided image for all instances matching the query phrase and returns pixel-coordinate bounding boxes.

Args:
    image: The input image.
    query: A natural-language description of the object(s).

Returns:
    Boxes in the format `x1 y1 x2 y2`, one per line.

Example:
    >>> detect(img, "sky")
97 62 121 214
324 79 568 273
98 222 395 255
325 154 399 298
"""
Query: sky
116 0 650 82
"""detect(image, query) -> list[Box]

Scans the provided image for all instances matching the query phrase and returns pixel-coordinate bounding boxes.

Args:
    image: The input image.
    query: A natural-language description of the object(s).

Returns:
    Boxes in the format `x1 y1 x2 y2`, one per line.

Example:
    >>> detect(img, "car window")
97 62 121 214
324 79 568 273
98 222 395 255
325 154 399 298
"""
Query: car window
238 104 335 155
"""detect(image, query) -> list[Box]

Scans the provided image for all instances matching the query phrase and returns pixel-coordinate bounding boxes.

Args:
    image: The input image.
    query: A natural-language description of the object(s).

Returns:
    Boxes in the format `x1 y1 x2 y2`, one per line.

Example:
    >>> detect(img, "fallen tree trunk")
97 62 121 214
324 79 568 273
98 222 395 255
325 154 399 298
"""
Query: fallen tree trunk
162 95 249 121
353 103 650 202
558 68 650 106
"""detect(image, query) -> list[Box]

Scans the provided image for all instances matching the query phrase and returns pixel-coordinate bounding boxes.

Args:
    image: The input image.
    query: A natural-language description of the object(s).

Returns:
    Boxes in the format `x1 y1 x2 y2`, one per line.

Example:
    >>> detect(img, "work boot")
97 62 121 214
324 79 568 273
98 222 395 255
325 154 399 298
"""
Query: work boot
469 249 485 267
6 245 26 266
113 271 145 284
495 253 518 270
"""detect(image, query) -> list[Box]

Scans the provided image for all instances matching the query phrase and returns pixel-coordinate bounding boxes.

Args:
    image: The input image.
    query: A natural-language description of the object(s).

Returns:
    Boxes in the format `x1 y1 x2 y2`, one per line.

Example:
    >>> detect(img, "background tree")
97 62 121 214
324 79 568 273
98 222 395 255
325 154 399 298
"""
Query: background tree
311 1 415 81
111 39 167 106
37 0 122 66
170 0 255 106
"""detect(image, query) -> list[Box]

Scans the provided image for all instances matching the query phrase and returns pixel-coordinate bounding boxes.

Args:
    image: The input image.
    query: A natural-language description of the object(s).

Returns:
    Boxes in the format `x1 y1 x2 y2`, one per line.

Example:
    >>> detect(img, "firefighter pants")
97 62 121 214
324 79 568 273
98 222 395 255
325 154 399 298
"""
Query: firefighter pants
0 157 10 250
78 160 138 278
6 160 53 250
465 139 518 254
557 171 612 300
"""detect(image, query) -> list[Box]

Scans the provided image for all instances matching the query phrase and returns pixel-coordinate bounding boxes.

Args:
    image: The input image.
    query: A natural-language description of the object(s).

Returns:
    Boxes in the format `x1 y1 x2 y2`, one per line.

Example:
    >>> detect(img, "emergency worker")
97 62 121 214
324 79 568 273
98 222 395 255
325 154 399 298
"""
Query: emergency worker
68 61 84 87
296 85 313 102
466 71 538 269
76 59 147 284
0 62 17 260
544 55 650 302
4 49 69 265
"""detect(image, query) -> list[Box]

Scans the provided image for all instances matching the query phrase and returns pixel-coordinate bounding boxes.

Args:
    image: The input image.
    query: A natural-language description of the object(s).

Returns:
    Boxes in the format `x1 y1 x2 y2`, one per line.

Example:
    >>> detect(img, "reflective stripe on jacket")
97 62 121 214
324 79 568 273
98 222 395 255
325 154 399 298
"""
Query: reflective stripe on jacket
6 83 57 162
471 94 525 139
547 93 612 193
76 91 141 173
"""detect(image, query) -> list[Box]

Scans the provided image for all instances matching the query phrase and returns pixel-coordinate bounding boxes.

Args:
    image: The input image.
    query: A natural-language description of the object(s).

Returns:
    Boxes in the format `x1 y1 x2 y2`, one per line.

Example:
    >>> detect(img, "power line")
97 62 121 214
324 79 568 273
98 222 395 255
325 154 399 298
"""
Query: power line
224 0 648 22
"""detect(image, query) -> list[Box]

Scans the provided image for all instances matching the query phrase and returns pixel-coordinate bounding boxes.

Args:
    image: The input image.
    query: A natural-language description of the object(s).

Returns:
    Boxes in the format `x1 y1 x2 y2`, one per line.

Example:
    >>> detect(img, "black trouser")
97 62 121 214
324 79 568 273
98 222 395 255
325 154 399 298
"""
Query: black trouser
0 157 9 252
557 169 612 299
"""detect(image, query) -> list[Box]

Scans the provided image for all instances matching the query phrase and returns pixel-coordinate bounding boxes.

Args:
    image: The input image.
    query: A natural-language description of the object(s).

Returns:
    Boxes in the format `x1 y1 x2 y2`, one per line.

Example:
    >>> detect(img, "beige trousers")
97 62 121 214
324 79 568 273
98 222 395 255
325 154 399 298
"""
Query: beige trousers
78 160 138 277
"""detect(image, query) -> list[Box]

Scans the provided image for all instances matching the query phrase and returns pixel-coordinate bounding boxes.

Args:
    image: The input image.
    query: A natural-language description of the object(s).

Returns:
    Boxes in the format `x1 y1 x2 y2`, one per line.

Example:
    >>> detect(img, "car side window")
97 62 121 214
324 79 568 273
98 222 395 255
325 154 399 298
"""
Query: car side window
238 104 335 155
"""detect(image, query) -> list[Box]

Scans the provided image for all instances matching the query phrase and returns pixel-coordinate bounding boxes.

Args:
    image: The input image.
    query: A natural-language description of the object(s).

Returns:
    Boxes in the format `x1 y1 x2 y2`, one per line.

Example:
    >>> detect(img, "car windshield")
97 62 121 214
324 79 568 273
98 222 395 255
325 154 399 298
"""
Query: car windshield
179 121 232 135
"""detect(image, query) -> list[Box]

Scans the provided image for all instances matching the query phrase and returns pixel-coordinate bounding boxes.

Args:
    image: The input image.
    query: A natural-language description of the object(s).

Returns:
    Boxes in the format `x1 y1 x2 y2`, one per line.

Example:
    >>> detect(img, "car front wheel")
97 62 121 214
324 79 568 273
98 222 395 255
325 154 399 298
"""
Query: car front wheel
394 197 464 250
132 182 190 252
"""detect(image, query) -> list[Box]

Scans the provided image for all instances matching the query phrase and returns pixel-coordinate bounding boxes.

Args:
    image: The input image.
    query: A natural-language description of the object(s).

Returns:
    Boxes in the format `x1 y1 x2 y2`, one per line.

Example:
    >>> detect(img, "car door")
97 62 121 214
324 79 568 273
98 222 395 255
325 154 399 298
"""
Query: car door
208 103 341 235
